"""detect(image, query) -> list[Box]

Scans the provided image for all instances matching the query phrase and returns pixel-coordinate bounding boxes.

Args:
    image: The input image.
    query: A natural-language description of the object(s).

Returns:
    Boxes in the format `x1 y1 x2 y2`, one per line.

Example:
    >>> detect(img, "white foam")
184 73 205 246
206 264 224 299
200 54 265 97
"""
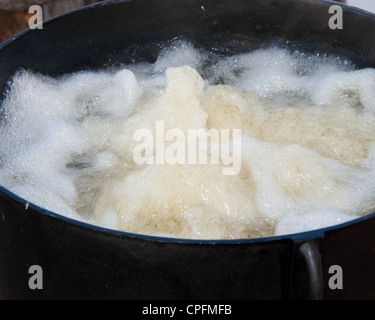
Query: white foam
275 210 357 236
1 41 375 239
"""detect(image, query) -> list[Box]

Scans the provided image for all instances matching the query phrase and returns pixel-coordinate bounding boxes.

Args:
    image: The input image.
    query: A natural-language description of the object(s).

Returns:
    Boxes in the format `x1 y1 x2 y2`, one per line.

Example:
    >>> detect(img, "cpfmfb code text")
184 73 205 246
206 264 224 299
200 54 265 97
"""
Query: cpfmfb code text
142 304 232 317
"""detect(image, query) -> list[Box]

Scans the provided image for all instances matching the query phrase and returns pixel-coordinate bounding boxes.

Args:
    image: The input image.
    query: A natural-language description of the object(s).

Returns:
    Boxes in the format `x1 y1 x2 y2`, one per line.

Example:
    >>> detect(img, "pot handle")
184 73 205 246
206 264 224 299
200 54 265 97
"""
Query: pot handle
291 240 324 300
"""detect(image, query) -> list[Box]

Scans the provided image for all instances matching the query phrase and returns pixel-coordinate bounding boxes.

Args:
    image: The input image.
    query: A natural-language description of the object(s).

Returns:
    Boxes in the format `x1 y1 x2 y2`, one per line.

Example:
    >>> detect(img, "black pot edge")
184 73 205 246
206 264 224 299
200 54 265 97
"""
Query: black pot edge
1 185 373 246
2 0 375 51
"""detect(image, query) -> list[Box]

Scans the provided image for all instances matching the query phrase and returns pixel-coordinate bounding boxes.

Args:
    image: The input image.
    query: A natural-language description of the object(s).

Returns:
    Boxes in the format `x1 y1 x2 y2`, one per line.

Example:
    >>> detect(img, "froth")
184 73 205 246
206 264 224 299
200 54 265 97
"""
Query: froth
1 41 375 239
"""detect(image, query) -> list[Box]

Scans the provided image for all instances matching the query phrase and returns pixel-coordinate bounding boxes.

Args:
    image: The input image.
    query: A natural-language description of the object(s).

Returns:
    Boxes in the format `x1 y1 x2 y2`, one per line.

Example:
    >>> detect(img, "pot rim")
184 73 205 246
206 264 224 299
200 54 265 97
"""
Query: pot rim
1 0 375 52
2 186 374 244
1 0 375 245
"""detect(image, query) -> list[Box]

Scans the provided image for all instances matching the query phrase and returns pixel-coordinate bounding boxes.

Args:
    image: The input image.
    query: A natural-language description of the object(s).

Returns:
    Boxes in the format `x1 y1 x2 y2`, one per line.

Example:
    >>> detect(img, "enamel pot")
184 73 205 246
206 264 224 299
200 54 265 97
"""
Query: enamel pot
0 0 374 300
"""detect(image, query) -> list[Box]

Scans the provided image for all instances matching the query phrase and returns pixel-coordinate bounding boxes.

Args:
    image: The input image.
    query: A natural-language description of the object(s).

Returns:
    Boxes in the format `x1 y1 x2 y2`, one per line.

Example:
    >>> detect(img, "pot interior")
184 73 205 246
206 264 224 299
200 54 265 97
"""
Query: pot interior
1 0 375 241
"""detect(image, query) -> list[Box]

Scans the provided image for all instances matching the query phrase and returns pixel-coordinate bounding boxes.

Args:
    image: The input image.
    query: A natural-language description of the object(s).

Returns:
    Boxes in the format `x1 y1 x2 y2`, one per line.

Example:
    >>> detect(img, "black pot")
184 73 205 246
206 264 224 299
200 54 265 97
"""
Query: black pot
0 0 375 300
